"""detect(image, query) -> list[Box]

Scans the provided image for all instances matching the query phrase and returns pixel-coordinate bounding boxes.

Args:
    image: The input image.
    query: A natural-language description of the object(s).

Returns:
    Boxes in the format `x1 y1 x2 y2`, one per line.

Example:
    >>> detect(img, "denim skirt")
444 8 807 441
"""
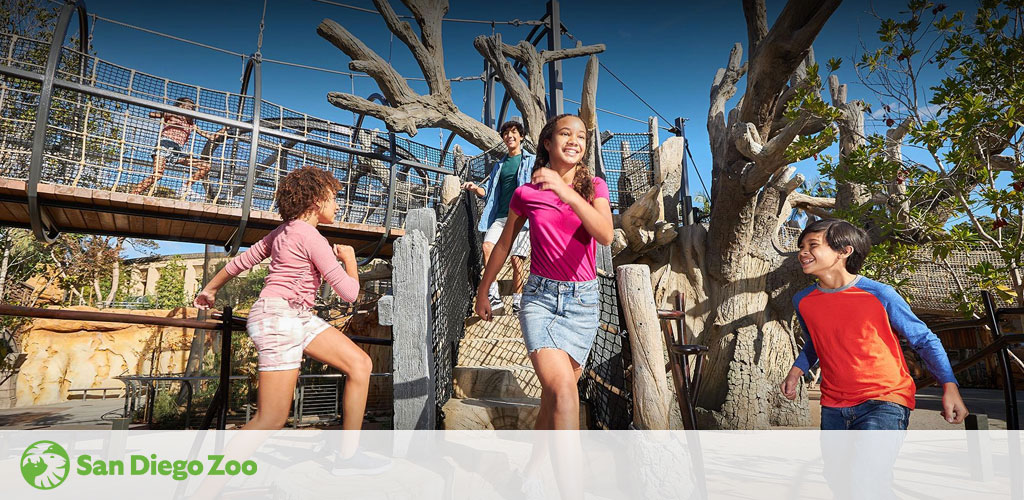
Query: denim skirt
517 274 601 366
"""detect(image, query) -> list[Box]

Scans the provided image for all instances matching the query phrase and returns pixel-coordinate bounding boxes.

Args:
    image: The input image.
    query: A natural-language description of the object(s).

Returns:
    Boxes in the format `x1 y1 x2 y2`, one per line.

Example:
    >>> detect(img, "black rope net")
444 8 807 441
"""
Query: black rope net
429 192 483 425
579 272 634 429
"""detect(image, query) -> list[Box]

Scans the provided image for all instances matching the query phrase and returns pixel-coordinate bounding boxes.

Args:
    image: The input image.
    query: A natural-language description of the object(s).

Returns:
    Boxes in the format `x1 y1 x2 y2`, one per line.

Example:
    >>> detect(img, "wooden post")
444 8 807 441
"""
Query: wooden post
391 208 437 430
441 175 461 206
616 264 671 429
653 136 684 225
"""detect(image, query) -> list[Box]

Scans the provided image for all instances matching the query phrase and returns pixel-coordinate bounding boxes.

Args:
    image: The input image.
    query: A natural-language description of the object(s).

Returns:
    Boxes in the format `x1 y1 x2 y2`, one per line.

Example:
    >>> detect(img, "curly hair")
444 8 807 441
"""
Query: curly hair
533 113 594 202
275 166 343 221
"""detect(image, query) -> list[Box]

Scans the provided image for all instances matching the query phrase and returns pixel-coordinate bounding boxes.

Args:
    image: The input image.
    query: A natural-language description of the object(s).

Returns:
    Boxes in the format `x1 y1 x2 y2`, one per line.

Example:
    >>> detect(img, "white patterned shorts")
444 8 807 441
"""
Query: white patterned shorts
483 217 530 257
246 297 331 371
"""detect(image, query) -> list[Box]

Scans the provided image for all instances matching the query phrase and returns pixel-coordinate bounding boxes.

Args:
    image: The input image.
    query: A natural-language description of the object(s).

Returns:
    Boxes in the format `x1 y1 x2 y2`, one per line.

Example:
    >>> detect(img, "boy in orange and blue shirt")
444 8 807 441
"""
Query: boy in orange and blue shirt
781 219 968 429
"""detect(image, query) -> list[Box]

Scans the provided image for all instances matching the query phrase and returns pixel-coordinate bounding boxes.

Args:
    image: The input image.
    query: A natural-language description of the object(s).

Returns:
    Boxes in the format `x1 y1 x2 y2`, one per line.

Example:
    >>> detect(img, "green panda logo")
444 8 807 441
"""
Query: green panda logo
21 440 70 490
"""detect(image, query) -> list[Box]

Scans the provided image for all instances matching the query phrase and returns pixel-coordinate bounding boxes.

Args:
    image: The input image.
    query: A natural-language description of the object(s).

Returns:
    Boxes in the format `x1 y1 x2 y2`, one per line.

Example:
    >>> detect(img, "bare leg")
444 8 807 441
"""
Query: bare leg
242 369 299 430
132 155 165 195
180 158 212 199
511 256 525 294
529 348 582 430
525 348 584 500
482 241 494 267
304 327 373 457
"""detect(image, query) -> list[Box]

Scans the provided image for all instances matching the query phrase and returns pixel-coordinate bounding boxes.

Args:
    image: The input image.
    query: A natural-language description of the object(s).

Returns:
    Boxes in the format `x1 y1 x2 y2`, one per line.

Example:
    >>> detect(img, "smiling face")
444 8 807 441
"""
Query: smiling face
543 115 587 169
315 189 338 224
501 126 523 155
797 231 851 277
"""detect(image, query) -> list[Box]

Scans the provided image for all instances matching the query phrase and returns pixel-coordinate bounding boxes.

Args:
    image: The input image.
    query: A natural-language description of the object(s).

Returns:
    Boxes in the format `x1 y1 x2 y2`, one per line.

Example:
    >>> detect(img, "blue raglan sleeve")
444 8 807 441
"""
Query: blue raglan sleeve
874 283 958 385
792 293 819 373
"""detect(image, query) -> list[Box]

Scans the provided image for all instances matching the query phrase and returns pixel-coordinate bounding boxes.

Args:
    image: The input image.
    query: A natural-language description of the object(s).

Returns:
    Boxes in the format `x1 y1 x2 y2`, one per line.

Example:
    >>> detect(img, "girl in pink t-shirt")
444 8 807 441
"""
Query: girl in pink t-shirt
474 114 614 430
194 166 372 433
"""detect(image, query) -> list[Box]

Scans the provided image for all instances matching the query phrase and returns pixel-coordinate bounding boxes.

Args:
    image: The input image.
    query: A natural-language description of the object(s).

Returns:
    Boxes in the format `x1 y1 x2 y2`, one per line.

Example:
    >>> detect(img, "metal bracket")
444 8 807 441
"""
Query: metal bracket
224 54 262 256
27 0 89 243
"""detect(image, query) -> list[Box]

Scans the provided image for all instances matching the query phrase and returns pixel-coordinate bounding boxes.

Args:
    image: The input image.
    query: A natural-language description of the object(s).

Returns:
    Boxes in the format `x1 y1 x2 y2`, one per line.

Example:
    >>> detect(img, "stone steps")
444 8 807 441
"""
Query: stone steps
457 338 529 366
441 397 589 430
453 365 541 399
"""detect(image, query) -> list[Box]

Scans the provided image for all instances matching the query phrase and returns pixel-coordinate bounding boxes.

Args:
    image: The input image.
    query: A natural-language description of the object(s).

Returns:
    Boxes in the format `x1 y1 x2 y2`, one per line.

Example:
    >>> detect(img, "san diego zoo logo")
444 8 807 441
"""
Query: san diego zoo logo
21 440 70 490
18 440 258 490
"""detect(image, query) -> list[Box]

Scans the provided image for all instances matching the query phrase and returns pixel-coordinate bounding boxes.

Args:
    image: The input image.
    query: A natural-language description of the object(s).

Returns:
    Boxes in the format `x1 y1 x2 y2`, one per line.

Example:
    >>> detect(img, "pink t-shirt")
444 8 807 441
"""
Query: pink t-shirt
224 219 359 307
509 176 609 282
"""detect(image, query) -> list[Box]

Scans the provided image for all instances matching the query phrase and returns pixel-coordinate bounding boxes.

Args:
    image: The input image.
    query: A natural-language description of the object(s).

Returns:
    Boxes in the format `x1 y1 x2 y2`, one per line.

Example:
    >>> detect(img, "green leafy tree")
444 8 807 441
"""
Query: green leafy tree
154 256 188 308
825 0 1024 313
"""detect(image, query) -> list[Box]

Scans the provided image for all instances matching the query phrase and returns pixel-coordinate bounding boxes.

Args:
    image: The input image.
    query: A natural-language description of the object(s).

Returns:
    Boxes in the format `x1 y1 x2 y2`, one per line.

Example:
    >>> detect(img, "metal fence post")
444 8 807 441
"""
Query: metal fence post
27 0 89 243
674 117 693 226
982 291 1020 430
226 55 262 256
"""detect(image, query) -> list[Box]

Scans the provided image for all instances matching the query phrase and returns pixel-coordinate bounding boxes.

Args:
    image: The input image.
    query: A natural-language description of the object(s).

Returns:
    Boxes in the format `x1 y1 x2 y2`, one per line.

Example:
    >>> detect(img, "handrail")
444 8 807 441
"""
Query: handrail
914 291 1023 430
0 303 233 331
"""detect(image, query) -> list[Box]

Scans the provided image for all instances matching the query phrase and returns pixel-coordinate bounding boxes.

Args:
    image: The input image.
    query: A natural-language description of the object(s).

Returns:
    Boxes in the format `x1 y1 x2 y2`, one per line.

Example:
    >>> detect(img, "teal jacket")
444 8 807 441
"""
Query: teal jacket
477 151 536 232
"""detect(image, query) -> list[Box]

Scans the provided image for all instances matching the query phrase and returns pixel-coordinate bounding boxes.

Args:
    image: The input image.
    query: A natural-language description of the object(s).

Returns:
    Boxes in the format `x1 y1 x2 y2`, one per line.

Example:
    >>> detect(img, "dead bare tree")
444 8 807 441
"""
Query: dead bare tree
316 0 604 150
674 0 842 429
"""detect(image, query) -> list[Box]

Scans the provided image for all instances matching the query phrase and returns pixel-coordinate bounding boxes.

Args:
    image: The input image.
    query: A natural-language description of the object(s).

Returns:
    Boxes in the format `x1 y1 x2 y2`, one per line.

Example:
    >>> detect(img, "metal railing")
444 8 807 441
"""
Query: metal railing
916 291 1024 430
0 2 465 259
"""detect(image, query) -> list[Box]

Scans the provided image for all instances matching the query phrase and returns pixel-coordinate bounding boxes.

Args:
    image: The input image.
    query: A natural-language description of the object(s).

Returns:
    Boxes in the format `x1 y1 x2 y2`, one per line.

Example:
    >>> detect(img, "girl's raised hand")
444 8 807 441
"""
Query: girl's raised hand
531 167 571 201
333 244 356 262
194 289 216 310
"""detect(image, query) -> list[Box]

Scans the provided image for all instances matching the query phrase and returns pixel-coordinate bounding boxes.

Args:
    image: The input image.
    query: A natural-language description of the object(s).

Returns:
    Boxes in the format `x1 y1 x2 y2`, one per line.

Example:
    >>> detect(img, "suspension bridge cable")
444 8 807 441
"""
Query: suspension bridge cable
311 0 544 26
564 97 677 133
87 12 483 83
558 25 678 129
91 15 247 58
686 141 711 200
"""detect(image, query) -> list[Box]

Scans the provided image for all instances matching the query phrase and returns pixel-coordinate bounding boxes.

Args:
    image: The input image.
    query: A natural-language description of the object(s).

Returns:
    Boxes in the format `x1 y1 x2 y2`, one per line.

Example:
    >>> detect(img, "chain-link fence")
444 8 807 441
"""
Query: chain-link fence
429 192 484 424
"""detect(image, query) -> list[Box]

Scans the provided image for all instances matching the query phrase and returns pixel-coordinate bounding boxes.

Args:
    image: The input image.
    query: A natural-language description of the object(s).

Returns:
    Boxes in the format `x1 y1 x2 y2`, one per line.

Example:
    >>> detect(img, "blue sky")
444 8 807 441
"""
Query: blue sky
59 0 978 257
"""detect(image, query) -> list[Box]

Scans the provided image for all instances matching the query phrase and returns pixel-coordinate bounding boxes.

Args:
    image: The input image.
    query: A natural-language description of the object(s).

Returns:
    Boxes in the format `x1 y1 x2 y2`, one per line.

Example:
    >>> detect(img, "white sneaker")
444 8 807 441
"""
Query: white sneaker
330 451 392 476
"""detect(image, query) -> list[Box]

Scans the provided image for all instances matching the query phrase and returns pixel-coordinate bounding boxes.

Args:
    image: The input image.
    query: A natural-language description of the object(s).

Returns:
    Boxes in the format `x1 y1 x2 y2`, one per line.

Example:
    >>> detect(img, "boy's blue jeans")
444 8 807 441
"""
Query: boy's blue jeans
820 400 910 430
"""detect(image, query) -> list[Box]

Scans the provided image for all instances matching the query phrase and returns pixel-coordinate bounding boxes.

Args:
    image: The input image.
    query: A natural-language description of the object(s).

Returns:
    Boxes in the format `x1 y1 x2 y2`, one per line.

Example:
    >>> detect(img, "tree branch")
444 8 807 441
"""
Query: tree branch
373 0 448 95
318 19 415 104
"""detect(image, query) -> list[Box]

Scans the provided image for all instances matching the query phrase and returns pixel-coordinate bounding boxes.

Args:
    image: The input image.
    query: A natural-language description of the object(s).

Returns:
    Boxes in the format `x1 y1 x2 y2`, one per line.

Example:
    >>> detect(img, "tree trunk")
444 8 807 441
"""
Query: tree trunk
0 238 9 301
689 0 840 429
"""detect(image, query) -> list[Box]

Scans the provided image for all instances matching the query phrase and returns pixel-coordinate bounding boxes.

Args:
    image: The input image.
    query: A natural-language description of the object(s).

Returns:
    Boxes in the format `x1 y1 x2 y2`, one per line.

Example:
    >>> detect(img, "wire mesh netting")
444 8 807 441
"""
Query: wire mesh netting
579 272 634 430
0 32 464 231
600 132 655 211
429 192 484 424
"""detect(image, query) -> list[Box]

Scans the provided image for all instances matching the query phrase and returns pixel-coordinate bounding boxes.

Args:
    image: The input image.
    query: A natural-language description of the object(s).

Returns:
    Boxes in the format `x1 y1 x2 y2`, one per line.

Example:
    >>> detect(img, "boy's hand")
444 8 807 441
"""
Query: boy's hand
474 286 492 321
780 366 803 400
941 382 969 424
194 289 216 310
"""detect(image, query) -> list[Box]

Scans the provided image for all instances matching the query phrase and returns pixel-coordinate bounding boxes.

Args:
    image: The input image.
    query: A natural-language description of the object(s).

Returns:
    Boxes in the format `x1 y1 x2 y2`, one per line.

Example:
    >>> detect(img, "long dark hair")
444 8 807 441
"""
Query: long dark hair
534 113 595 202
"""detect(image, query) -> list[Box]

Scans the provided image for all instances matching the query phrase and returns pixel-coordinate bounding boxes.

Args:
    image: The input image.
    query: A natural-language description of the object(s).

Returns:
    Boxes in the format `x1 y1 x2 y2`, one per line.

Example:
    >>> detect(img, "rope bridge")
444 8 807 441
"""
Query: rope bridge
0 26 478 257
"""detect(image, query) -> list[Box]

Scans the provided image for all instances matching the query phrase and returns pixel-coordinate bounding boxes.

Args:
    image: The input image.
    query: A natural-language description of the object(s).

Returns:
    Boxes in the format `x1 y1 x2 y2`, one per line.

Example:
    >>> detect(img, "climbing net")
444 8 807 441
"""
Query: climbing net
429 192 484 423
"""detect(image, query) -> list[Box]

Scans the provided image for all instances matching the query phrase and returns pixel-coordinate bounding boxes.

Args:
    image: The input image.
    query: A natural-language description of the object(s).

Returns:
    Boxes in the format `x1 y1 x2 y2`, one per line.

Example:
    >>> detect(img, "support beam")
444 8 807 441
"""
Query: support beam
391 208 437 430
617 264 671 429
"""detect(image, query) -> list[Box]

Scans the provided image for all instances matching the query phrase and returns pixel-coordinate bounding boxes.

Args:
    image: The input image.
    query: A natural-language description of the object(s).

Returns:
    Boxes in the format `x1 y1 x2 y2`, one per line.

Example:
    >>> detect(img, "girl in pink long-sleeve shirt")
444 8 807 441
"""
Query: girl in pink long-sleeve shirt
195 166 371 433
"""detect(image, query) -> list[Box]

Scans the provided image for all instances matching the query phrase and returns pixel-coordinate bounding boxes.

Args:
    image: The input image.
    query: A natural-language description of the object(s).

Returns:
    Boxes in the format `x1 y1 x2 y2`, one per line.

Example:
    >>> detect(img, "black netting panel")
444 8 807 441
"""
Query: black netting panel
601 133 655 211
579 273 634 429
429 193 483 424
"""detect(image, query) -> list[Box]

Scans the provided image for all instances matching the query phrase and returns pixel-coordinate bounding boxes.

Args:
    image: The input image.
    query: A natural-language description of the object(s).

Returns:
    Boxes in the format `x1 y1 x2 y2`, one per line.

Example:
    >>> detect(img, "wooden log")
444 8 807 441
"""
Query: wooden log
653 136 684 224
616 264 671 430
441 175 461 206
391 208 436 430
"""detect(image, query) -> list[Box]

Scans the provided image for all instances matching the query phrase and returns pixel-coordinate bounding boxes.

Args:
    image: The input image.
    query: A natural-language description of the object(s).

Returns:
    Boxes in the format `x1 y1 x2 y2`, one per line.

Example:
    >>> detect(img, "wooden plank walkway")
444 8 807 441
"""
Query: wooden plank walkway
0 179 403 255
